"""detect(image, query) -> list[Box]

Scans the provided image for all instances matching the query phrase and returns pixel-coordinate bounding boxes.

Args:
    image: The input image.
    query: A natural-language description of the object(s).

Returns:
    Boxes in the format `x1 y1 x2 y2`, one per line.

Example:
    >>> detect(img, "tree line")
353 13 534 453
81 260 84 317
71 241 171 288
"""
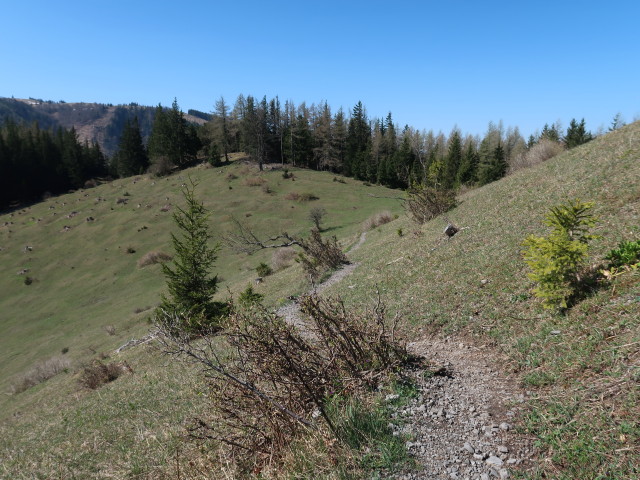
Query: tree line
0 120 107 209
1 93 605 210
195 94 598 190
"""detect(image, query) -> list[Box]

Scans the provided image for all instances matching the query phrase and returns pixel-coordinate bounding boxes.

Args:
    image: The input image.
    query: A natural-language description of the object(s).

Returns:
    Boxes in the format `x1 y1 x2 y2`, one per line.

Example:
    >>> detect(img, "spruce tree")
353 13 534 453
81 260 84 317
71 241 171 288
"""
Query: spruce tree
564 118 592 149
443 129 462 189
457 140 479 185
148 99 200 169
114 116 149 177
477 142 507 186
345 101 371 178
159 179 224 330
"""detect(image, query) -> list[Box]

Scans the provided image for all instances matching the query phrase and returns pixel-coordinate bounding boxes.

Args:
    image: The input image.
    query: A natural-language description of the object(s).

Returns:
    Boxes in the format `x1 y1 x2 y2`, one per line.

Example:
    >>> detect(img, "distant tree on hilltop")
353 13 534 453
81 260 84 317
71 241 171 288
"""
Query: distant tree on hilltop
564 118 593 149
112 116 149 177
148 99 200 171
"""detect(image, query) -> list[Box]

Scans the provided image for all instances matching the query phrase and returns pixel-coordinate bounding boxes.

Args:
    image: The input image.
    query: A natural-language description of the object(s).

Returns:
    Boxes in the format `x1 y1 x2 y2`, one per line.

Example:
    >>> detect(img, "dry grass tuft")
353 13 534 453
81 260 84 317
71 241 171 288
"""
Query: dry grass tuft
285 192 319 202
244 177 266 187
137 250 172 268
362 210 394 231
271 247 297 271
509 139 565 174
11 356 71 394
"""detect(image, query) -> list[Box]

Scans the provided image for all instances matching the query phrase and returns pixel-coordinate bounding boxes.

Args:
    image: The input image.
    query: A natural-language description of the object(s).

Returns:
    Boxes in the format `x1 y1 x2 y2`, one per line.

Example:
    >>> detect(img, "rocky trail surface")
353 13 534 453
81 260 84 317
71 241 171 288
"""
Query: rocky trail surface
278 231 538 479
390 338 537 479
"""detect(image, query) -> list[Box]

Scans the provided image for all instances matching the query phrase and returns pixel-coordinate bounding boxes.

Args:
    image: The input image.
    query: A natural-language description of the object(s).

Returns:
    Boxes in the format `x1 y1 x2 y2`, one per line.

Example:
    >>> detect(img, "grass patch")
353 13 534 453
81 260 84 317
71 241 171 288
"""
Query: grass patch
326 395 409 471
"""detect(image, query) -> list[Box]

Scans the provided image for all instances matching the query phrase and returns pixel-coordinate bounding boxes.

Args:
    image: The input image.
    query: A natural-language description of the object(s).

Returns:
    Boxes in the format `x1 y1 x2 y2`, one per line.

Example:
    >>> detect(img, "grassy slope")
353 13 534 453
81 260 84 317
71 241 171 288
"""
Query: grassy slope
0 162 401 403
323 122 640 479
0 162 403 479
1 122 638 478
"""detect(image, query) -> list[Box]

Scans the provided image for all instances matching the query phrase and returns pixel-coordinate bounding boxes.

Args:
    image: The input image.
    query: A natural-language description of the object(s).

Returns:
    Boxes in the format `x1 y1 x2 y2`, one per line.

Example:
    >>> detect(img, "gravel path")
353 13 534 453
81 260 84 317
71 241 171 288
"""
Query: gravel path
277 231 538 479
391 338 537 479
276 232 365 330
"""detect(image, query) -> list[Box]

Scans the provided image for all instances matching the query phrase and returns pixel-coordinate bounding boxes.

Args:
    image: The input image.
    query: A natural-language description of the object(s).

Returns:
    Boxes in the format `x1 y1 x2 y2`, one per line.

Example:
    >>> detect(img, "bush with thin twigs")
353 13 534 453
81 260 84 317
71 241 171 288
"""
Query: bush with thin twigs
137 250 172 268
509 139 565 174
308 206 327 231
362 210 394 231
271 247 297 271
403 184 457 225
154 293 412 474
297 229 349 282
78 361 132 390
11 356 71 394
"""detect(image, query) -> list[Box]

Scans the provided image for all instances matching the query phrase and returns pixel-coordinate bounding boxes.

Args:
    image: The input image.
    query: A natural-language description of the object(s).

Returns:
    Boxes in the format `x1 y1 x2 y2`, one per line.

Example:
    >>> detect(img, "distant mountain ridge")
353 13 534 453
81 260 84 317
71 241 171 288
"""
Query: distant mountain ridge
0 97 206 157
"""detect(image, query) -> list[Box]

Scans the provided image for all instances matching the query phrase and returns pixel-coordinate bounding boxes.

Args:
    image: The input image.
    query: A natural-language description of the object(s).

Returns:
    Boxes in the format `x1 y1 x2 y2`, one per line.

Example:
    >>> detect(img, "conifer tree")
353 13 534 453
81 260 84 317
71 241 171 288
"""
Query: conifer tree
345 101 371 178
113 116 149 177
443 129 462 189
564 118 593 149
148 99 200 169
214 96 231 162
477 142 507 185
159 179 224 329
457 139 479 185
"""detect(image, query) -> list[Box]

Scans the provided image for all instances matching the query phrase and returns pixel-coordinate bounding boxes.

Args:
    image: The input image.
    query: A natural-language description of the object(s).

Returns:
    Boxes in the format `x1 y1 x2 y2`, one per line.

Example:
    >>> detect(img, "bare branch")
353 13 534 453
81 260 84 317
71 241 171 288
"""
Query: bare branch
223 216 302 254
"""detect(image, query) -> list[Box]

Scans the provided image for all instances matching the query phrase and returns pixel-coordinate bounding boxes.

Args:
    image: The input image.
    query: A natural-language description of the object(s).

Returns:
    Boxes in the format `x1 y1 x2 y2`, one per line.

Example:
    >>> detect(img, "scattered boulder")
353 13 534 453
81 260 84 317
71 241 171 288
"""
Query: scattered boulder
444 223 459 238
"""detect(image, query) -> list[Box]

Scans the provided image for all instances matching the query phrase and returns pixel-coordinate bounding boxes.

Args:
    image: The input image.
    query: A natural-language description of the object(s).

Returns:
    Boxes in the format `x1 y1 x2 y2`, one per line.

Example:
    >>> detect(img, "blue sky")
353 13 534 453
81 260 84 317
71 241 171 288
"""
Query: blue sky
1 0 639 137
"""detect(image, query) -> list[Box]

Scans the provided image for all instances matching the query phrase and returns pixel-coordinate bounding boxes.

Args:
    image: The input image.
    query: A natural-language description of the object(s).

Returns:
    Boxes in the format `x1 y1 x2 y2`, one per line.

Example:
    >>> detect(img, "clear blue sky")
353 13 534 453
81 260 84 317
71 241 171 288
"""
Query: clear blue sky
2 0 639 137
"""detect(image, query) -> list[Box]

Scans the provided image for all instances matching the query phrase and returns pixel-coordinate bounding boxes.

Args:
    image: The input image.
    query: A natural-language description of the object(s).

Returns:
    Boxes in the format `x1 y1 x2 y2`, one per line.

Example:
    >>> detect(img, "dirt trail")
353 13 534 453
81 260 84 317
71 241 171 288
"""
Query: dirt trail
277 231 538 479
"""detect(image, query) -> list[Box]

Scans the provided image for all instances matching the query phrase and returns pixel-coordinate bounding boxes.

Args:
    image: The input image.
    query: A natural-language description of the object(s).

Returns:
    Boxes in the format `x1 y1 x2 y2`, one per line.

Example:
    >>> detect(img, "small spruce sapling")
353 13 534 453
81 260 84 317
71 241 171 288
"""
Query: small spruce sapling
522 199 597 309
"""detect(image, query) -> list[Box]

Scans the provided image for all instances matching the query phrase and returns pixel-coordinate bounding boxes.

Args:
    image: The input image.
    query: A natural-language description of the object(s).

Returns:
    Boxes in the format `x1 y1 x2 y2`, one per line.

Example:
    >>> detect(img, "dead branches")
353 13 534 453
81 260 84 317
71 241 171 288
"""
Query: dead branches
224 216 302 254
154 294 413 473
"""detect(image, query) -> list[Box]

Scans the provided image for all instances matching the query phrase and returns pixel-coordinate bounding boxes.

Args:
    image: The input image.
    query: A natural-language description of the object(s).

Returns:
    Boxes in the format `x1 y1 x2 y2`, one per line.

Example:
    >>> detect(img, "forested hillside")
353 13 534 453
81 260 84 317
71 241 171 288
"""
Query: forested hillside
1 94 603 211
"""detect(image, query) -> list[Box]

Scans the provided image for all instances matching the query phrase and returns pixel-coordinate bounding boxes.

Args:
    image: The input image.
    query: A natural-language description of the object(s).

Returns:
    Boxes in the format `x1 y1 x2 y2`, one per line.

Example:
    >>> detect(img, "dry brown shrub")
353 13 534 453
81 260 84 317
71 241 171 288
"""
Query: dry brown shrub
271 247 297 271
509 139 565 174
149 156 174 177
137 250 172 268
404 185 457 225
226 173 238 181
298 230 348 282
79 361 133 390
155 294 411 474
285 192 318 202
244 177 266 187
11 356 71 394
362 210 394 231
